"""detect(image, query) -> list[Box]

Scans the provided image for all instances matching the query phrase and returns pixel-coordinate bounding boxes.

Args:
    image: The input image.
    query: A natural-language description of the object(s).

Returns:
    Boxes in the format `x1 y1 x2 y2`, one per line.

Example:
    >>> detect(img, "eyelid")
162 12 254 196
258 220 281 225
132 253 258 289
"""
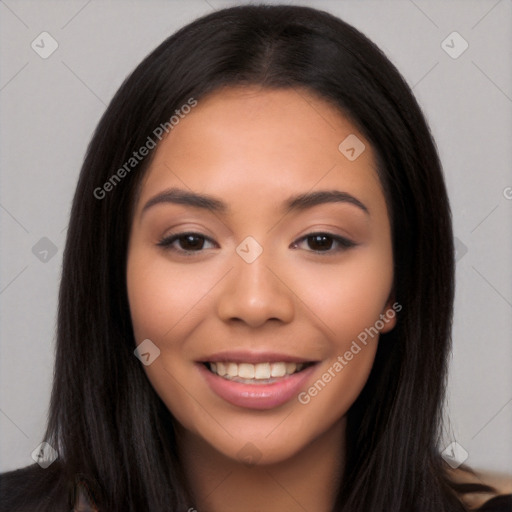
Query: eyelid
156 230 357 256
291 232 357 254
156 231 217 252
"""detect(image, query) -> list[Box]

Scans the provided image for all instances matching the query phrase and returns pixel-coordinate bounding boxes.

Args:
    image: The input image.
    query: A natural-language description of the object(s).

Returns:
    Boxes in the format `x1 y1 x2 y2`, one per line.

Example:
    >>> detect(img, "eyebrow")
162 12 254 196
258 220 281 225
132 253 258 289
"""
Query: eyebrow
140 187 369 218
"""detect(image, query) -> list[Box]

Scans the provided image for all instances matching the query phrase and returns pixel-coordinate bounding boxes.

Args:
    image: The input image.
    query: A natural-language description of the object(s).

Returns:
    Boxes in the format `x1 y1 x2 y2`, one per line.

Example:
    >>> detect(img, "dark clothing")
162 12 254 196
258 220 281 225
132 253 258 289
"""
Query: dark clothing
478 494 512 511
1 463 511 511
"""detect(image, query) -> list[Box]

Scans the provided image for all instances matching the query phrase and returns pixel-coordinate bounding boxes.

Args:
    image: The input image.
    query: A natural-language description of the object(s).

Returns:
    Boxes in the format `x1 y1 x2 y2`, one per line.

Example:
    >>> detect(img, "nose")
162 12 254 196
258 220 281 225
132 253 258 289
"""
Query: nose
216 249 295 328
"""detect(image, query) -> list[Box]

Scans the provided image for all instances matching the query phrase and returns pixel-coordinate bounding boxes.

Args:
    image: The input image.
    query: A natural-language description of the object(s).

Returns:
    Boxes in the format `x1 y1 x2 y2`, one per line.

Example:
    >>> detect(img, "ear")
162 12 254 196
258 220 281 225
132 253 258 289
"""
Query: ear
378 295 400 334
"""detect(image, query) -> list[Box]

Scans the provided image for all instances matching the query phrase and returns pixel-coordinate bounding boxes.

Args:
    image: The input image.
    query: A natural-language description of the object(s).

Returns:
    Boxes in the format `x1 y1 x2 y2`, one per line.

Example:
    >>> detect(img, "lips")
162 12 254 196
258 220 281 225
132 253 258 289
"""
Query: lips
197 351 319 410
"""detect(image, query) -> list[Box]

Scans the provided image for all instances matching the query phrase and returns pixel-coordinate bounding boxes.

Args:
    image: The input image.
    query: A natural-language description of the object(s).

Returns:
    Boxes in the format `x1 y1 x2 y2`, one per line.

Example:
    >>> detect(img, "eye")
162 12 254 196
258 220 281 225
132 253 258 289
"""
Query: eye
156 232 217 255
156 231 356 256
291 232 356 254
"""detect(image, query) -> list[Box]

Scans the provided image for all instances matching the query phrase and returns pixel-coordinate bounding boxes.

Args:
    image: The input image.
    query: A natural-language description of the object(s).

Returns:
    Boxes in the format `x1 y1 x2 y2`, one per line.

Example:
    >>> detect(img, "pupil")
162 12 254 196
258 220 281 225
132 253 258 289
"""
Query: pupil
182 235 203 250
310 235 332 251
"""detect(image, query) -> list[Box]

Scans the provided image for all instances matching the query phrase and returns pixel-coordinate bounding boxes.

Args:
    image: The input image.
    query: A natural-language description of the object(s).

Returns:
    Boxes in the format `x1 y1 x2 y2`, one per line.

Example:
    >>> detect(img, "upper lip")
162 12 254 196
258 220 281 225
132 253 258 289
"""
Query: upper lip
198 351 317 364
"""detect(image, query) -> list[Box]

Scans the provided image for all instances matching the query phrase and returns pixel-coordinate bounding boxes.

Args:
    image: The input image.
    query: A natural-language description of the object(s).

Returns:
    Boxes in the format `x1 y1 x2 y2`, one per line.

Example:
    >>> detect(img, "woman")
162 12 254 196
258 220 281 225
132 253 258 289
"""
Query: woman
1 4 510 511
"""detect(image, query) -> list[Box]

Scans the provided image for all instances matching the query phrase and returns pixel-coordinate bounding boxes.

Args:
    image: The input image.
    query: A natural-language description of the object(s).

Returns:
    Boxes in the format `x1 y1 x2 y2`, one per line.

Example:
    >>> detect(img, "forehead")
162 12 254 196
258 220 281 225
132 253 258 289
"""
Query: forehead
135 86 384 215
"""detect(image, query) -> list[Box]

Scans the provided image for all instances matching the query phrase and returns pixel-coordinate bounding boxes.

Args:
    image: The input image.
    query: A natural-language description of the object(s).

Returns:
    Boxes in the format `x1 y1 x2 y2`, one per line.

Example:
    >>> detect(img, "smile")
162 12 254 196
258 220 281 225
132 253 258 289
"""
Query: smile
207 361 308 383
198 355 318 410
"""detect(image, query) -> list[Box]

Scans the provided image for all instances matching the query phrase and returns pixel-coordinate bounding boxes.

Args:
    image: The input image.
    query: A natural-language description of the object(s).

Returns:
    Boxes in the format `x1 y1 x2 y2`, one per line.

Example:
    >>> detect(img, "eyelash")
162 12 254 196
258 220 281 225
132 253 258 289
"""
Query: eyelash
156 231 357 256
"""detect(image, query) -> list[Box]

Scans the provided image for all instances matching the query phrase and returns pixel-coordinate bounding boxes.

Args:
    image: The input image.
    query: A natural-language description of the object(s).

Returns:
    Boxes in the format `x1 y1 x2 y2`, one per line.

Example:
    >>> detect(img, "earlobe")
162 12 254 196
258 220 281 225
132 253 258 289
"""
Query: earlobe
379 297 399 333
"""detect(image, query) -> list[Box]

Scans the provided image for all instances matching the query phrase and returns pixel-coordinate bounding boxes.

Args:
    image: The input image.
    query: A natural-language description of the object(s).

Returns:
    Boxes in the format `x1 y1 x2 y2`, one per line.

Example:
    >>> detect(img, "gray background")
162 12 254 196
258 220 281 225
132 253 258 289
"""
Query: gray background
1 0 511 474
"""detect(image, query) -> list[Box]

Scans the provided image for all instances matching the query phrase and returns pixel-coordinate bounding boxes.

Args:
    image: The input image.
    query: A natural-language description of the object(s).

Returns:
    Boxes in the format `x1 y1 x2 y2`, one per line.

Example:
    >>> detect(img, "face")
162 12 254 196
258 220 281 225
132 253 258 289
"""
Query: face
126 86 396 465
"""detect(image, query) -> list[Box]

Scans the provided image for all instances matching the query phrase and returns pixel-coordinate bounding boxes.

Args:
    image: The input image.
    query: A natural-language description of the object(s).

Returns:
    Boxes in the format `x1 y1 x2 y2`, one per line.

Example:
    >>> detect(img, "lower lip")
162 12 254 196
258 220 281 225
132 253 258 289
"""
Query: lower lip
198 363 317 410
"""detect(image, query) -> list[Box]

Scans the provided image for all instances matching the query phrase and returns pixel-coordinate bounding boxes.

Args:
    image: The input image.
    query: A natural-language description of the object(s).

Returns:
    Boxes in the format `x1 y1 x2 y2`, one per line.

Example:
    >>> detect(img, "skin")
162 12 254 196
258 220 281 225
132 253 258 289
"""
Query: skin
126 86 396 512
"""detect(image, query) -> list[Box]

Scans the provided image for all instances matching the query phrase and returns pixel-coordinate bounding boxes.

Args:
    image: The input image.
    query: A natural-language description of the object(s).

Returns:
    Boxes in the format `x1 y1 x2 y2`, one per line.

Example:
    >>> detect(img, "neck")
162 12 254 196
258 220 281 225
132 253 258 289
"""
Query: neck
177 418 345 512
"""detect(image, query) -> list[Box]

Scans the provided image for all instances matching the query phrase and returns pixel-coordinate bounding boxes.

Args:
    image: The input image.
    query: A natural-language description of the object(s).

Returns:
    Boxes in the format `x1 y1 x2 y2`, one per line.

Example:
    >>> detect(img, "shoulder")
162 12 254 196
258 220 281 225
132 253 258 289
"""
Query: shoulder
0 462 69 512
447 466 512 511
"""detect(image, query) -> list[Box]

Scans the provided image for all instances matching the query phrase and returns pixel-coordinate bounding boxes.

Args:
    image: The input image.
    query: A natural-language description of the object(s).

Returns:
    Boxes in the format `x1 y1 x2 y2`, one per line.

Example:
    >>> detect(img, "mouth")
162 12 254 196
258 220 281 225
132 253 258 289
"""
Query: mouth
203 361 314 385
197 353 319 410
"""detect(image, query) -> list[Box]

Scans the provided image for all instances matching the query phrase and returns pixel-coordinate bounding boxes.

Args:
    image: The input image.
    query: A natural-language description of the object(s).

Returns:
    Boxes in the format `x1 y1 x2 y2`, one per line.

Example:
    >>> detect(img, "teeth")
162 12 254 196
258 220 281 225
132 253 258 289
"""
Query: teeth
286 362 297 375
271 362 286 377
226 362 238 377
217 362 226 376
238 363 254 379
254 362 271 379
208 361 305 380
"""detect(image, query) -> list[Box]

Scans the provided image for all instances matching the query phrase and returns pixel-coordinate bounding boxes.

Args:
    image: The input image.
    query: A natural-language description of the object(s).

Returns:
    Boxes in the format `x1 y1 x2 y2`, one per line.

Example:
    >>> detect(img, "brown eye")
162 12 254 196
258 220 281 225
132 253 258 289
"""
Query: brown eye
292 233 356 254
157 232 216 254
176 234 206 251
307 234 334 251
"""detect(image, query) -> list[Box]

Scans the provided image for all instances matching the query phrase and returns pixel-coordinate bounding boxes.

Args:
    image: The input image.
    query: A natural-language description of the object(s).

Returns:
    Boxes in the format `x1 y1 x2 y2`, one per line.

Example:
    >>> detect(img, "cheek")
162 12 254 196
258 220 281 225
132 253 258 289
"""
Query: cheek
126 250 210 432
289 248 393 410
126 249 214 343
293 249 393 346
